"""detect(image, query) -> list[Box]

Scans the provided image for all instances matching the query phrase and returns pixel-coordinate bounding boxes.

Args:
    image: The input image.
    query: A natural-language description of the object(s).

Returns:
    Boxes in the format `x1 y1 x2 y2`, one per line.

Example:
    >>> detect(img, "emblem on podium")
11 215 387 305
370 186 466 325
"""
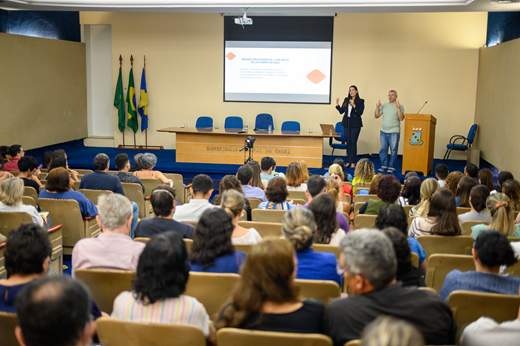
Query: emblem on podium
409 127 424 146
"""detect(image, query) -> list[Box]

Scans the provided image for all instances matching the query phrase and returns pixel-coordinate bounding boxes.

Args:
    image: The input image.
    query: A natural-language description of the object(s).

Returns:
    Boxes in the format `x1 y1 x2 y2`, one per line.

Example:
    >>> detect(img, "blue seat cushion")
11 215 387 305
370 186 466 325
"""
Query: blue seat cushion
447 144 468 150
330 143 347 150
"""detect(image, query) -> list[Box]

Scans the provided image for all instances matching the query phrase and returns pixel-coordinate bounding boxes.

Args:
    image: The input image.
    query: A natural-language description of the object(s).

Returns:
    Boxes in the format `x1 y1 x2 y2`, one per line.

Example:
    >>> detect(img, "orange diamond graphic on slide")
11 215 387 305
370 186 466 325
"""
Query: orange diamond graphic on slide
307 69 326 84
226 52 236 60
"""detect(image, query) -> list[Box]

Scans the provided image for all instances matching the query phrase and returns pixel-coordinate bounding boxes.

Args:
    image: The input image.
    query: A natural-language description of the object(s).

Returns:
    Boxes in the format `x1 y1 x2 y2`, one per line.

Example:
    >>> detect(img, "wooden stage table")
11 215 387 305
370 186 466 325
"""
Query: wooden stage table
157 127 337 168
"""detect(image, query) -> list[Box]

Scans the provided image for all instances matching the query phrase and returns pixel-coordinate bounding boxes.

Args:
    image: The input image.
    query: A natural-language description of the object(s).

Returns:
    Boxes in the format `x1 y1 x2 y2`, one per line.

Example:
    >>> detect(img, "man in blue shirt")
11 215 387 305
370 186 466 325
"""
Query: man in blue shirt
237 165 266 202
260 157 276 181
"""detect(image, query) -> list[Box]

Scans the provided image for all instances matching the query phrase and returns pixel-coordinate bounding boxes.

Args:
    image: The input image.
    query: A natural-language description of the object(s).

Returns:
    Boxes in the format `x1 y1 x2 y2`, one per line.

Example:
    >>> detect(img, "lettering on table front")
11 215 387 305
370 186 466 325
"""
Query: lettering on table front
206 146 290 154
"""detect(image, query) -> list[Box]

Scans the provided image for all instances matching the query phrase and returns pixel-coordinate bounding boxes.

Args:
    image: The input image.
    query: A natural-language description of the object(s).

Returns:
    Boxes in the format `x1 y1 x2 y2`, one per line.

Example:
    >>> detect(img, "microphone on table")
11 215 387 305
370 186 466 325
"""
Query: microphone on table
253 116 272 132
416 101 428 114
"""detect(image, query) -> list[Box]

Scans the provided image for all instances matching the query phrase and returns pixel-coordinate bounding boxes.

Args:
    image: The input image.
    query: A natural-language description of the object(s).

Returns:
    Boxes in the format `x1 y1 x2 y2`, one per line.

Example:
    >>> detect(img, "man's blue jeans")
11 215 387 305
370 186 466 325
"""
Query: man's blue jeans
379 132 400 170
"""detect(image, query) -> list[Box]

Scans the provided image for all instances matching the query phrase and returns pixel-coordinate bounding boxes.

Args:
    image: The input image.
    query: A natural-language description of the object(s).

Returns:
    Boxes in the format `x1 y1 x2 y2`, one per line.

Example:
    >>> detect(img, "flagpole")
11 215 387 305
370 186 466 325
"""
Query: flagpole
139 55 163 151
117 55 127 150
118 54 139 150
131 55 137 148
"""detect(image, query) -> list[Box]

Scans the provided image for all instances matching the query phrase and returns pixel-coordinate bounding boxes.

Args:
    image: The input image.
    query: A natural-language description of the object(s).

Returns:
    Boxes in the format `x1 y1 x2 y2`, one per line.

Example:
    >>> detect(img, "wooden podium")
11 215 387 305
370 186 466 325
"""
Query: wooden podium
402 114 436 176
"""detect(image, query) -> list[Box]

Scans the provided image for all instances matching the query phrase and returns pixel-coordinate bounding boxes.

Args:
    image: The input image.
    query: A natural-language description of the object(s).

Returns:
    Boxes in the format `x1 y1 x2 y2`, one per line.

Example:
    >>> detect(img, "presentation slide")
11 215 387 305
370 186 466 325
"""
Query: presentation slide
224 41 331 103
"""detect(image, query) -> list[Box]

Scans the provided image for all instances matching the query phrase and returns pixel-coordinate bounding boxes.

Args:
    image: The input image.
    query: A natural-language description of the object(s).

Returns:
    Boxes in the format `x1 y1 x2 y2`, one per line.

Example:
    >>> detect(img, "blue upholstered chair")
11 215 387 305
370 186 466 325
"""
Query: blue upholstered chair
196 116 213 128
443 124 478 161
225 116 244 129
328 122 347 163
255 113 274 130
281 121 300 132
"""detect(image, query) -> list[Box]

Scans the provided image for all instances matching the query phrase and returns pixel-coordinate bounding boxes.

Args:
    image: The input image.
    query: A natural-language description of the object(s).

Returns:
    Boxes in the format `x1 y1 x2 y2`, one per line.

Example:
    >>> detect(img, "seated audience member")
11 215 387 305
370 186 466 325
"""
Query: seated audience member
134 185 194 239
326 176 350 213
133 152 169 184
375 204 427 274
3 144 23 172
309 194 346 246
360 316 425 346
39 167 97 218
282 208 342 285
221 189 262 244
331 158 350 181
211 175 252 221
351 158 375 195
173 174 218 222
445 171 464 196
478 168 496 193
17 156 43 191
497 171 514 193
502 179 520 211
114 153 145 193
458 185 492 223
15 275 97 346
365 173 384 196
260 156 276 182
456 176 477 207
0 145 11 161
323 230 456 346
305 175 350 232
71 193 145 277
46 157 79 184
409 189 461 239
440 230 520 299
246 160 264 190
435 163 449 188
358 175 401 215
329 163 353 199
189 208 246 273
297 159 310 182
129 153 143 172
236 165 266 202
398 176 421 206
460 292 520 346
285 162 307 191
0 178 44 227
41 150 53 170
409 178 440 217
464 163 478 179
382 227 425 287
216 238 324 333
258 177 294 210
111 231 213 341
471 193 520 239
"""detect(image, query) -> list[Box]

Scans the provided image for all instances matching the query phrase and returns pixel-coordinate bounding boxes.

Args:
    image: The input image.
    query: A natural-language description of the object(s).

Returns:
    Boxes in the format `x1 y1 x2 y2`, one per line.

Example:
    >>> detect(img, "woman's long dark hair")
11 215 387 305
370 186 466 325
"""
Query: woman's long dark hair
342 85 360 107
308 194 338 244
457 176 477 208
428 189 461 236
401 176 421 205
189 208 235 269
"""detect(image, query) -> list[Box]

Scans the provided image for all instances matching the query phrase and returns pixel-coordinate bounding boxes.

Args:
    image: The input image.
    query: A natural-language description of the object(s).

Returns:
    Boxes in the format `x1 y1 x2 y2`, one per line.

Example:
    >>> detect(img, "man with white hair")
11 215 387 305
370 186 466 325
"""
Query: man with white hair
323 229 456 346
71 193 145 278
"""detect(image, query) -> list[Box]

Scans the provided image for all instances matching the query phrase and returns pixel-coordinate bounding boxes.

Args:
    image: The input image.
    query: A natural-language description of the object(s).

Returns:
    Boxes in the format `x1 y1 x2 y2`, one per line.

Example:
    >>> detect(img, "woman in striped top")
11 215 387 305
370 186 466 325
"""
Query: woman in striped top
111 231 214 342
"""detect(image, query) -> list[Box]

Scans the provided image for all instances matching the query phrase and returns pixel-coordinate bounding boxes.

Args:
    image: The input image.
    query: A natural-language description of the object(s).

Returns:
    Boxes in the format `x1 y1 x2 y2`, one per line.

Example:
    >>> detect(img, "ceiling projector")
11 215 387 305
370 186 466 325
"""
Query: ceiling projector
235 8 253 25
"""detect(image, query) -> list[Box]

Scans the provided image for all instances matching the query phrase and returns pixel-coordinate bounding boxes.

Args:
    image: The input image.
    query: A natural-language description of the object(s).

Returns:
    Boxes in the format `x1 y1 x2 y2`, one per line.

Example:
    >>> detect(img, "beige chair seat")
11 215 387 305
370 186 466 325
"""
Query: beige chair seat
252 209 287 223
0 312 18 346
0 241 6 279
121 183 149 219
216 328 332 346
425 254 475 293
238 221 282 238
461 220 490 236
353 214 376 230
417 235 474 263
23 186 39 201
140 178 164 198
287 190 307 201
79 189 113 204
294 279 340 305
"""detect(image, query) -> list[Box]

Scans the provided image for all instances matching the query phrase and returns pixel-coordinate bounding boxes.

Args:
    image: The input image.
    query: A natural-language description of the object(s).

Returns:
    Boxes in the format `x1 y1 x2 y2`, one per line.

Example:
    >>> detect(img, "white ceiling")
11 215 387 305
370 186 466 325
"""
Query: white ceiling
1 0 520 14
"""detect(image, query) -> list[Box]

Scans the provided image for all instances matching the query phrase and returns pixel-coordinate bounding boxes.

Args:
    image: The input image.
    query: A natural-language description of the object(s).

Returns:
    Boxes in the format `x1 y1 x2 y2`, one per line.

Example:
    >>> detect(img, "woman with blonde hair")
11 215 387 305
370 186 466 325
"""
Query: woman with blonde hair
281 208 342 285
351 158 375 195
409 178 440 217
326 177 350 213
297 159 310 182
216 238 324 333
328 163 353 199
286 162 307 191
471 193 520 239
445 171 464 196
360 316 425 346
0 177 43 226
221 190 262 244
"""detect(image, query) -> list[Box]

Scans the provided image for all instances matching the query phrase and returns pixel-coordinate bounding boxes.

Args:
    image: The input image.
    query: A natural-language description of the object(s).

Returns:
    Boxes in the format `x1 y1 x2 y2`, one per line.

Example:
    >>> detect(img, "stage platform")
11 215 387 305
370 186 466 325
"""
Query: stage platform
26 139 499 184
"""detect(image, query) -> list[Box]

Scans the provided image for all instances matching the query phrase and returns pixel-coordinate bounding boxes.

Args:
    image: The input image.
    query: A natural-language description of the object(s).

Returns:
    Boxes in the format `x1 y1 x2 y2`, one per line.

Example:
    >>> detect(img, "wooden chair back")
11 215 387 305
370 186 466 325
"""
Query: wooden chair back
411 252 419 268
289 198 306 206
0 241 6 279
79 189 113 204
134 237 150 244
294 279 340 305
425 254 475 292
22 196 37 208
345 340 361 346
357 182 371 189
233 243 254 255
354 194 379 204
164 173 185 205
75 269 136 314
73 181 80 190
252 209 287 223
407 215 418 229
353 202 364 215
184 238 193 252
246 198 262 210
287 190 307 201
461 220 490 236
23 186 39 200
0 212 33 238
417 235 474 263
216 328 332 346
448 290 520 329
353 214 377 230
0 312 19 346
96 317 206 346
312 244 340 260
38 198 100 254
402 204 414 216
74 169 94 175
504 261 520 277
456 207 471 215
48 225 64 275
238 221 282 238
185 272 240 318
121 183 147 219
140 178 164 198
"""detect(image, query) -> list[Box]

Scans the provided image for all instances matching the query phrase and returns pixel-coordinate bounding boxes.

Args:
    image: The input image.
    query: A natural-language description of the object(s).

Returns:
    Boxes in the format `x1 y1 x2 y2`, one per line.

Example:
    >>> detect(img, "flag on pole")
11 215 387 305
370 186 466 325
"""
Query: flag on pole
114 67 125 132
126 67 139 133
138 68 149 132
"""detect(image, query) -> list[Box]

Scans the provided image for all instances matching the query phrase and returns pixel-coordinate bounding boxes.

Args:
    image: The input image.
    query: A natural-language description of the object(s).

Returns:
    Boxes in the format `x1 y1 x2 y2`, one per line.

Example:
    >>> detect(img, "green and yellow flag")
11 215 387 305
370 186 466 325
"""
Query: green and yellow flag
114 67 125 132
126 67 139 133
